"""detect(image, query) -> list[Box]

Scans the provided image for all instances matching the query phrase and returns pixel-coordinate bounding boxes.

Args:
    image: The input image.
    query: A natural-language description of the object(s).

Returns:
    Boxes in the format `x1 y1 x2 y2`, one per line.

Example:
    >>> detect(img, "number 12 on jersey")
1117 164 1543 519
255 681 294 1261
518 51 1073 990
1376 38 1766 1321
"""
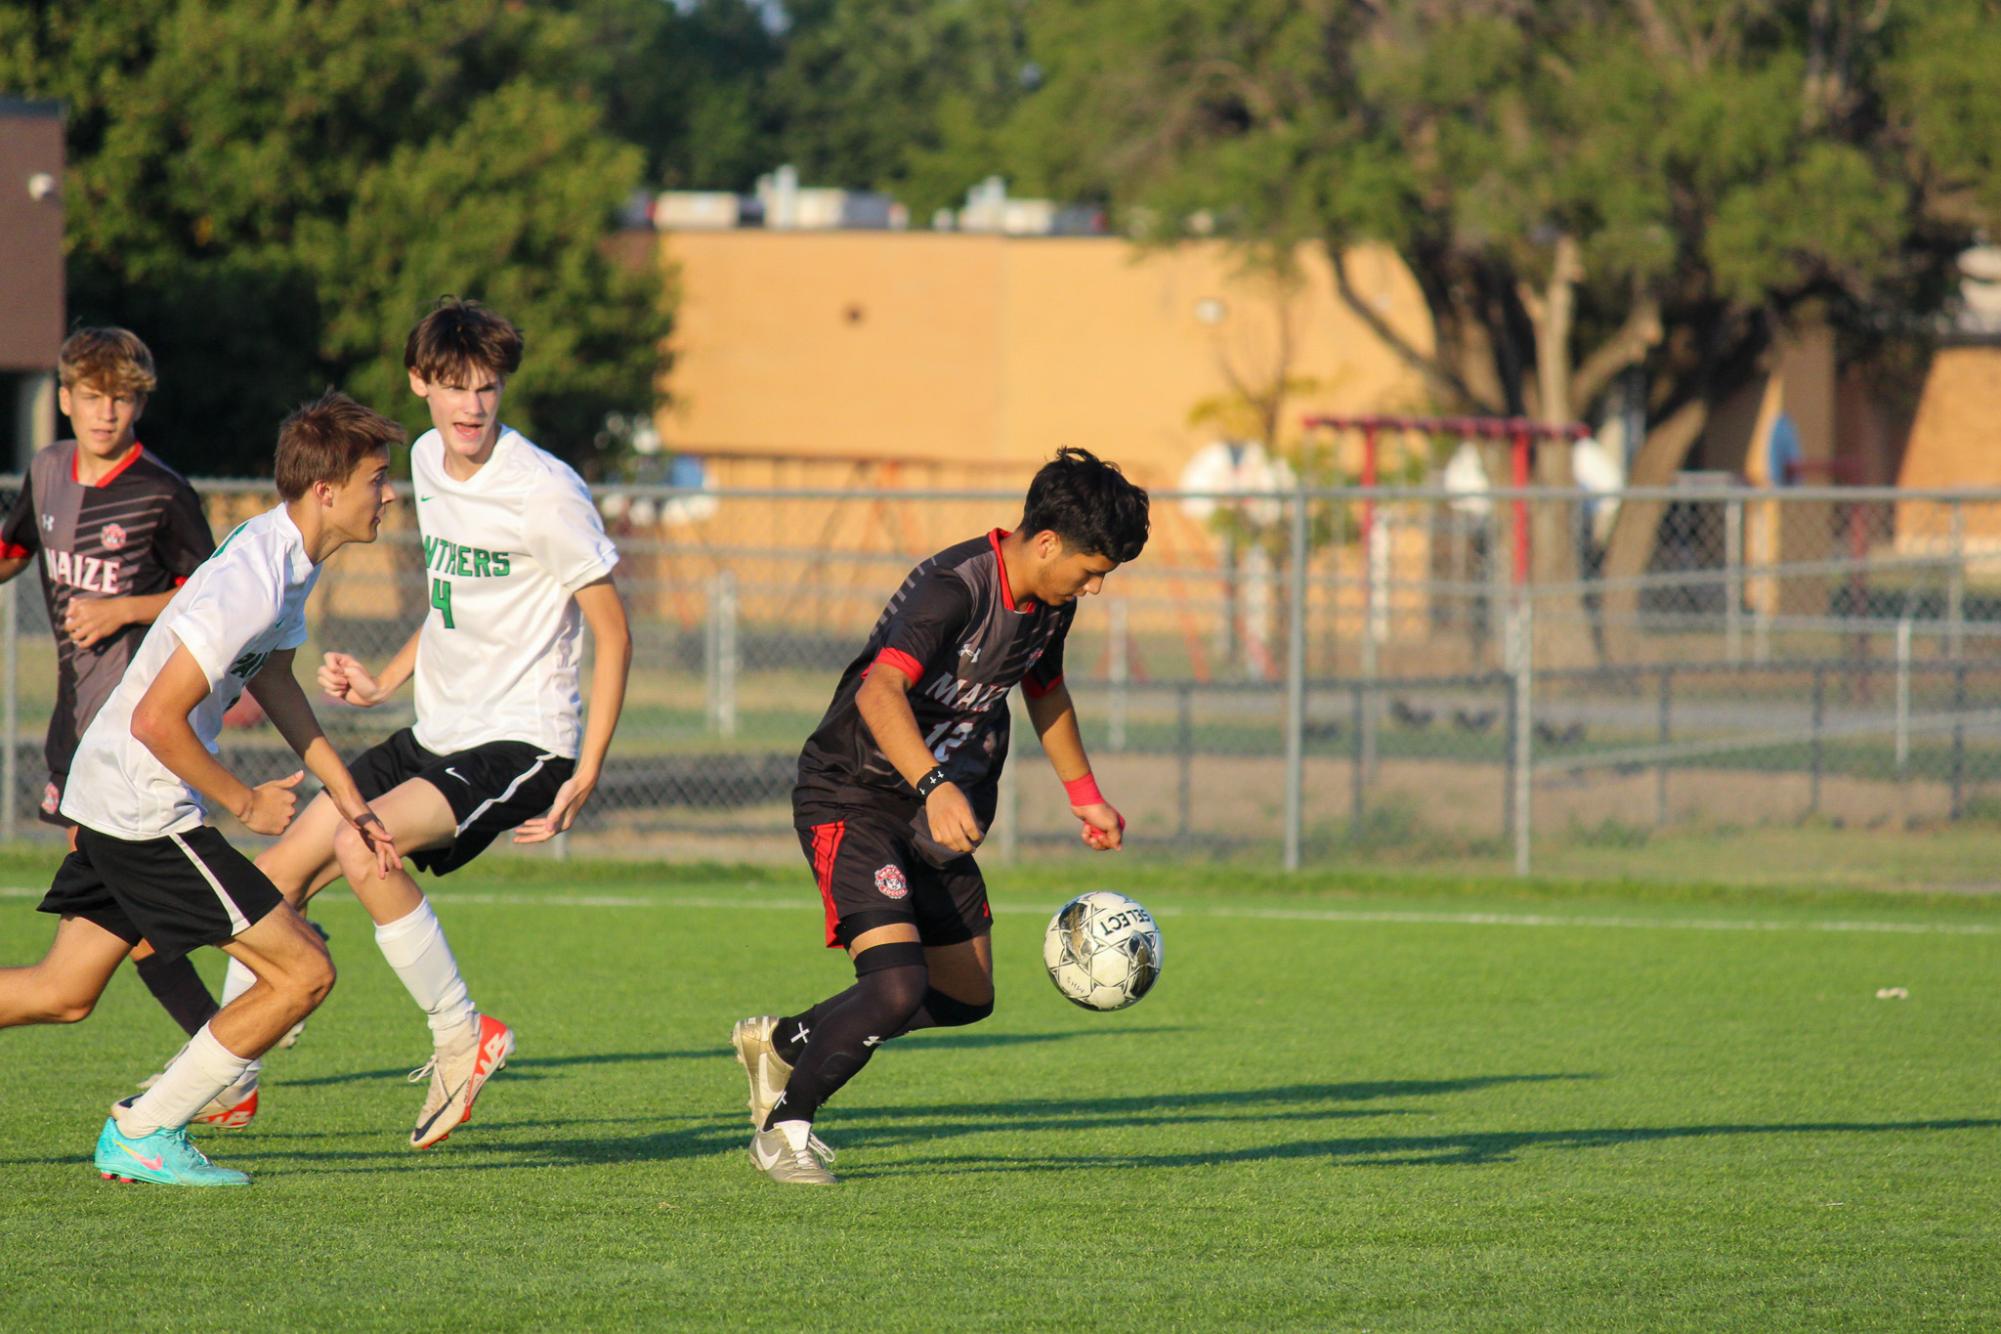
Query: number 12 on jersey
430 576 455 629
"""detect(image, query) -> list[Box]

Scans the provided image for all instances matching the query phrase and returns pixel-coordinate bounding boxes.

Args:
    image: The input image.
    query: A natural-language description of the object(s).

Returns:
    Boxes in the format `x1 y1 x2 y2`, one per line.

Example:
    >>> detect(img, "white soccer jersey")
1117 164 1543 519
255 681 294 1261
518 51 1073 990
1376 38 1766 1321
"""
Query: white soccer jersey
62 505 318 840
409 426 618 758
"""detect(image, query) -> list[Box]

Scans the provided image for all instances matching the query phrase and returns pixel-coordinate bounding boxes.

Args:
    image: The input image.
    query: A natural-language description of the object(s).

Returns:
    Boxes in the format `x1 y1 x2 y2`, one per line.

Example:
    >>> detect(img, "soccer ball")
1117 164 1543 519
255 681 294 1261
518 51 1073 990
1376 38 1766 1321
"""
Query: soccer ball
1043 891 1163 1011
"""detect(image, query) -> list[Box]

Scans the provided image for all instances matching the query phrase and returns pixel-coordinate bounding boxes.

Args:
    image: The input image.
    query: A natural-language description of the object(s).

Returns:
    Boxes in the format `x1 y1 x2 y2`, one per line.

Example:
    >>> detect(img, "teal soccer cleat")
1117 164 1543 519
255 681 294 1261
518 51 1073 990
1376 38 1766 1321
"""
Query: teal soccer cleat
94 1115 251 1187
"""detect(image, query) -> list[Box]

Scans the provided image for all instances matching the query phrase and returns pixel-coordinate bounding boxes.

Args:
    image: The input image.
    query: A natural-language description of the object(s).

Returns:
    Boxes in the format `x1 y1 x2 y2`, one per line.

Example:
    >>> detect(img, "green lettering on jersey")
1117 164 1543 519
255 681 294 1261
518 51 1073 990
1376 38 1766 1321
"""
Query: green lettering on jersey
430 576 455 629
493 552 509 577
472 549 490 578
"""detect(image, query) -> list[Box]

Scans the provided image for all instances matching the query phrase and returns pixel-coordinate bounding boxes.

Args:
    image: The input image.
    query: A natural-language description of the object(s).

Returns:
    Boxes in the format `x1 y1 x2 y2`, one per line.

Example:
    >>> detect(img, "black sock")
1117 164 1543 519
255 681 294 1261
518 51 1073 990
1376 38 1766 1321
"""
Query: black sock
773 985 861 1065
774 982 995 1066
133 952 220 1037
765 955 929 1129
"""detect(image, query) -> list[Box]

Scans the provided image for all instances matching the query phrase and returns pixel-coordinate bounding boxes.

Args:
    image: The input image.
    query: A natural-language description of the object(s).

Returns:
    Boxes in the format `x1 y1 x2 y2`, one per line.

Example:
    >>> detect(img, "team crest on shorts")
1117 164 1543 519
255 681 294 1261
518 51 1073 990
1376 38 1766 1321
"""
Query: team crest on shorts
874 864 909 899
101 523 127 550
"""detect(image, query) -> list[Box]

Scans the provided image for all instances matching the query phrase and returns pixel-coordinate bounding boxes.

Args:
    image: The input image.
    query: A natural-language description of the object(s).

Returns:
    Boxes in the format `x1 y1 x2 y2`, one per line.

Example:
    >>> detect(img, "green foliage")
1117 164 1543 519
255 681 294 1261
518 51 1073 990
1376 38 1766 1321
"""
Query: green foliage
769 0 1035 217
0 0 668 475
970 1 1977 428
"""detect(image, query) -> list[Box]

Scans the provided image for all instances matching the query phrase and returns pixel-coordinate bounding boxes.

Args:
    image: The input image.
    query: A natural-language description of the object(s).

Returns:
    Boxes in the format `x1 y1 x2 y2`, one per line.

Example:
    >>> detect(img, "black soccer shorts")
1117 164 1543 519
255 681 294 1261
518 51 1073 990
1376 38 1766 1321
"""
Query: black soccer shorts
39 824 284 961
795 805 992 951
347 727 574 875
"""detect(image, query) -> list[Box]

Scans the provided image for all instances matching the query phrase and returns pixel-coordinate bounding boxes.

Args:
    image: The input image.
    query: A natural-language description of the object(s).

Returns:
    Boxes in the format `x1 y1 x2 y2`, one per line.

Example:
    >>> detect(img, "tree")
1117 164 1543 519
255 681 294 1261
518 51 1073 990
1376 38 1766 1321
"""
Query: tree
981 0 1975 644
0 0 669 475
768 0 1036 217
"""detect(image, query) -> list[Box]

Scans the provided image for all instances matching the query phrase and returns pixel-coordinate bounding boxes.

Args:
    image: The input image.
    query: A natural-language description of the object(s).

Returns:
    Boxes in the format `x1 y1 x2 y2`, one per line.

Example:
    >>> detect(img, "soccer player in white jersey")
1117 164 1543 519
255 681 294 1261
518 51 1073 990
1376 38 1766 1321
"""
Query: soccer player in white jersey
0 391 402 1187
249 298 632 1149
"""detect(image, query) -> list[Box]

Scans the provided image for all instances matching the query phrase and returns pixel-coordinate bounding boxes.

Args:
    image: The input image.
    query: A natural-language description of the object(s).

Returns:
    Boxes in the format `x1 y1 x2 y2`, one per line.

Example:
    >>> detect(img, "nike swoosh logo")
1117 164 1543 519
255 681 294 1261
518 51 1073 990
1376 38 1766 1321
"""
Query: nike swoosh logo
117 1140 165 1172
444 767 468 784
417 495 436 503
414 1081 468 1138
752 1138 785 1170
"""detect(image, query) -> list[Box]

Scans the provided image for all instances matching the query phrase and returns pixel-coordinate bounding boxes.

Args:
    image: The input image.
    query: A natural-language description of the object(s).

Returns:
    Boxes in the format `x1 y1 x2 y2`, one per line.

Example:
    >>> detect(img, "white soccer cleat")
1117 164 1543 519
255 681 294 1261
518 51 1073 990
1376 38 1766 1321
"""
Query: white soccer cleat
749 1122 837 1186
730 1016 793 1130
409 1013 515 1150
191 1075 260 1130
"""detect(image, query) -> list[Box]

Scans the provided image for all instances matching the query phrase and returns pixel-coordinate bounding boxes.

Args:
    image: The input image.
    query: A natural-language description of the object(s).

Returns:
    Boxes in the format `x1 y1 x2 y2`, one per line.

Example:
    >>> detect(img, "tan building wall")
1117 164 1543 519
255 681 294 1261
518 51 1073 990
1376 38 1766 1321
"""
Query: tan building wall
1896 345 2001 557
655 231 1433 487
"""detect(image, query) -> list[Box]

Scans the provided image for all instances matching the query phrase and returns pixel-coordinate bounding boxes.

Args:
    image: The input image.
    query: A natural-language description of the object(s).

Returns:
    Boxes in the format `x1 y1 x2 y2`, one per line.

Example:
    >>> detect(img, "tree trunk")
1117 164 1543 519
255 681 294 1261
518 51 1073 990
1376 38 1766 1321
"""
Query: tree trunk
1599 398 1710 653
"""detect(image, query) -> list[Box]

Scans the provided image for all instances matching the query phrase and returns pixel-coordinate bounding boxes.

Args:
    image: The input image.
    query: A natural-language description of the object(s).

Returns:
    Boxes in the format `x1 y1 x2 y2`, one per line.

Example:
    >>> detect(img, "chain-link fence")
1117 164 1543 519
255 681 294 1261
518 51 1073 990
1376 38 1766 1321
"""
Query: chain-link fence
5 478 2001 889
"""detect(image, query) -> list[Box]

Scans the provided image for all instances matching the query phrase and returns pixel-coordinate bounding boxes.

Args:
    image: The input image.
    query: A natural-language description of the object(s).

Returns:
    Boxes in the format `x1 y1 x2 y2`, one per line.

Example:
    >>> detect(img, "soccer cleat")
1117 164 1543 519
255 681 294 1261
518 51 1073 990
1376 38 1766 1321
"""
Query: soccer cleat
94 1115 249 1187
749 1123 837 1186
408 1013 515 1150
191 1076 259 1130
731 1016 793 1130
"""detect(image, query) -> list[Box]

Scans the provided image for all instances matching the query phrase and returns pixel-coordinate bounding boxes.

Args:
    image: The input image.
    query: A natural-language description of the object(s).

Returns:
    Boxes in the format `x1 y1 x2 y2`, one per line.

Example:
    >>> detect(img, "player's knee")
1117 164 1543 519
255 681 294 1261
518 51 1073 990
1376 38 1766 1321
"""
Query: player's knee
299 951 336 1008
853 943 930 1025
44 992 97 1024
329 822 377 882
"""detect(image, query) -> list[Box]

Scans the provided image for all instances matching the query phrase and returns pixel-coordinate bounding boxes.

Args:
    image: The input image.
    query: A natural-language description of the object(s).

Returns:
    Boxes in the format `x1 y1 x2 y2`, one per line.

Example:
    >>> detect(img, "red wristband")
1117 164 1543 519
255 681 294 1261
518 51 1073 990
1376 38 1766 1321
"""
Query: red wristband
1063 773 1105 807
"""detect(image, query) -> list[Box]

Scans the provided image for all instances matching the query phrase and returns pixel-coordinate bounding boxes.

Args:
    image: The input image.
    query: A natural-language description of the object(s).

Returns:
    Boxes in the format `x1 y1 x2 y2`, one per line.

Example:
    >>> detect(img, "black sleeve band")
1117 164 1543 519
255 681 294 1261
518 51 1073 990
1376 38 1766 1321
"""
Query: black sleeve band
913 766 949 798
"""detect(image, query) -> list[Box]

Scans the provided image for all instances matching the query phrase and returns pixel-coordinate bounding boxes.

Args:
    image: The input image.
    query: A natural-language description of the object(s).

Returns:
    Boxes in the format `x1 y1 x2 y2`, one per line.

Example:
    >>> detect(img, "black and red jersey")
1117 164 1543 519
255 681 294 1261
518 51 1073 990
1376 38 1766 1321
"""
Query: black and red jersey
0 441 214 780
795 529 1074 825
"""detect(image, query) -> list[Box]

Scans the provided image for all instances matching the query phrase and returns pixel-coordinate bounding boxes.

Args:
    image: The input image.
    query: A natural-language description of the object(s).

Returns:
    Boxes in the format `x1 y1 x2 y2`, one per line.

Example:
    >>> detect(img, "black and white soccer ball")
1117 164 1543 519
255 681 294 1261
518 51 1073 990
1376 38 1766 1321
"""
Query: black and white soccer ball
1043 891 1163 1011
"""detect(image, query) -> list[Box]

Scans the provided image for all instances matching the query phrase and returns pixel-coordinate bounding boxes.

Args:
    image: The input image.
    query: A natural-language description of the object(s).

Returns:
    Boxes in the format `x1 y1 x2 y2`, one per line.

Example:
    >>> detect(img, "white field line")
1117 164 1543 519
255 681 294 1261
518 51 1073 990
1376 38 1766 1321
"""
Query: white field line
8 884 1991 938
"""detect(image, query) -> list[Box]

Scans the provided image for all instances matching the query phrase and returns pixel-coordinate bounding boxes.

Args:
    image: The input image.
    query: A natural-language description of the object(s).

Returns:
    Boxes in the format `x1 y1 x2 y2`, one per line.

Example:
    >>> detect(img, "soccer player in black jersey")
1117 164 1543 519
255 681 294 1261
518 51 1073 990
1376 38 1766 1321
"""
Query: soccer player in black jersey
0 330 232 1086
732 447 1149 1184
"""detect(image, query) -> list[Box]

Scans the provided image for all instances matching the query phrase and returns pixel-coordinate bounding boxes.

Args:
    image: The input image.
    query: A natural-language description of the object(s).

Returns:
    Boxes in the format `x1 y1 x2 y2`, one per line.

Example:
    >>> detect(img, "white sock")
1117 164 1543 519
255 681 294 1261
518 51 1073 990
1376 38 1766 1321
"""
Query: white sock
774 1119 813 1152
121 1023 252 1137
221 957 257 1006
373 899 477 1049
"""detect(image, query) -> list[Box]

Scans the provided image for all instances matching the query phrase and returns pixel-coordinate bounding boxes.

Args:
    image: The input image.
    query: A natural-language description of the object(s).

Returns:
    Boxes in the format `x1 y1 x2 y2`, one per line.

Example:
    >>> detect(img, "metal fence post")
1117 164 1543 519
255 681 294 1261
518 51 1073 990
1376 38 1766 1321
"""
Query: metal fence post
1502 665 1518 845
1654 668 1671 827
1951 661 1968 820
1725 496 1744 665
1176 684 1192 840
2 578 15 845
1350 680 1366 837
1948 501 1966 661
1282 486 1309 872
1509 600 1533 877
1107 597 1128 752
705 570 738 738
1809 665 1826 816
1895 616 1912 777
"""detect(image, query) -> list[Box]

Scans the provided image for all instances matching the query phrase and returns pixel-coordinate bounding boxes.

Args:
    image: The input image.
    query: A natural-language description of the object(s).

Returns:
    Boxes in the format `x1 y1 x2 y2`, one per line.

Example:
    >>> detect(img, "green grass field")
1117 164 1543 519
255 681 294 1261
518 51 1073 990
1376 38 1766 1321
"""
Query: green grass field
2 854 1998 1329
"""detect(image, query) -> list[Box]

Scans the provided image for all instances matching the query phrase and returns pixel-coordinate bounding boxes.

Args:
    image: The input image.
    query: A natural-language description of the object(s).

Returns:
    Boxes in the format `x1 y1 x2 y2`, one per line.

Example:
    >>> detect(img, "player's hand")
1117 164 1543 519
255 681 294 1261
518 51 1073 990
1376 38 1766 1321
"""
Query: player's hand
925 782 985 854
318 651 386 707
63 597 130 651
514 772 597 844
348 807 401 878
1073 801 1127 852
240 770 305 836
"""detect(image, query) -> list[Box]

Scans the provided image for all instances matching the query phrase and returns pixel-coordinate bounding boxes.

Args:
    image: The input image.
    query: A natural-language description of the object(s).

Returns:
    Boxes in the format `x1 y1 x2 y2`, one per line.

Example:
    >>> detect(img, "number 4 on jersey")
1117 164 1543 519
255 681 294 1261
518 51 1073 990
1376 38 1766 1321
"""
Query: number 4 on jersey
430 576 455 629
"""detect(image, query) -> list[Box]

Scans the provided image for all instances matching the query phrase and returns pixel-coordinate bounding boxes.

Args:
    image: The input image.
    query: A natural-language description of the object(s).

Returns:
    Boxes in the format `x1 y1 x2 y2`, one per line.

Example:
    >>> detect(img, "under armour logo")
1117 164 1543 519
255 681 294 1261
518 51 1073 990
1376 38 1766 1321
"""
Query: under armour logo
862 1035 884 1048
958 643 979 662
788 1023 809 1046
40 514 53 531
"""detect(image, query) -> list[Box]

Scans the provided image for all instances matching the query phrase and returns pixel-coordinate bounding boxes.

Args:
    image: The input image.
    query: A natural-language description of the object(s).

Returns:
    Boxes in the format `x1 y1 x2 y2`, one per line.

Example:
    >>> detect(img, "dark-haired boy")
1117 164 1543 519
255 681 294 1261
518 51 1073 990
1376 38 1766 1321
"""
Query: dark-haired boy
0 328 243 1089
732 447 1150 1184
249 298 631 1149
0 391 402 1186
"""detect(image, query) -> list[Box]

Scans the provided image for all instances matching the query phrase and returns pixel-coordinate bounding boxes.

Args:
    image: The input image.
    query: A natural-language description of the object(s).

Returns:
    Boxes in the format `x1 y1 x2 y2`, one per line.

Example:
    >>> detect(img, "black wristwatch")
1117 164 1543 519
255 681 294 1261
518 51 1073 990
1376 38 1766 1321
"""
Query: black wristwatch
914 766 950 798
